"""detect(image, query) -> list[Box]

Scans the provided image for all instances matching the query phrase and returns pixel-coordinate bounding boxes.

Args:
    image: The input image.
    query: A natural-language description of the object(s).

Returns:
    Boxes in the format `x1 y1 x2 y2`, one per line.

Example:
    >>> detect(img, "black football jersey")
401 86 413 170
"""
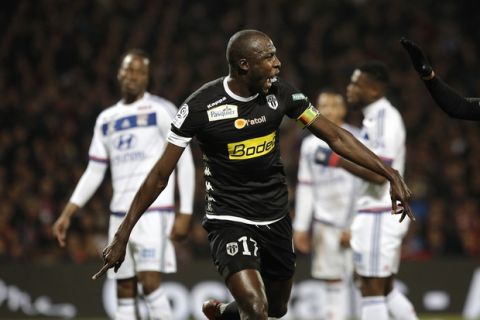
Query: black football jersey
171 76 312 223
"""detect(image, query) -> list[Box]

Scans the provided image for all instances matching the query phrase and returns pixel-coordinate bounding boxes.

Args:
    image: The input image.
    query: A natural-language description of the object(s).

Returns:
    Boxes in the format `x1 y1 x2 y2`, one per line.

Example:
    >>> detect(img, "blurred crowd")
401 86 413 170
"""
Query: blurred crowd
1 0 480 266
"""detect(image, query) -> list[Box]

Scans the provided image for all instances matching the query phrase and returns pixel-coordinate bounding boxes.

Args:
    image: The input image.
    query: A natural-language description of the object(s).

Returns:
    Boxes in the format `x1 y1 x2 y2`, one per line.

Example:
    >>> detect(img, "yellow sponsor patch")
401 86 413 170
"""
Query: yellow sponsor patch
228 132 276 160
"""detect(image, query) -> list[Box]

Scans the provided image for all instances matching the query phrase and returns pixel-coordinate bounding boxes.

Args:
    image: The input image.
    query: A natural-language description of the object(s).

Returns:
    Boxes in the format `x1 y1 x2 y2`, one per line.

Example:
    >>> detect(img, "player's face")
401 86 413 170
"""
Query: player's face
118 54 149 99
317 93 346 125
346 69 374 107
246 37 281 94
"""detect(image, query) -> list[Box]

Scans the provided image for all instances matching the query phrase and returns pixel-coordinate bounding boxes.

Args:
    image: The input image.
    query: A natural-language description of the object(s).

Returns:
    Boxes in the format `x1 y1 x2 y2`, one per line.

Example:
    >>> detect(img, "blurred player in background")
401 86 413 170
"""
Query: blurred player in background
52 49 195 320
293 90 360 320
310 61 418 319
92 30 413 320
401 37 480 121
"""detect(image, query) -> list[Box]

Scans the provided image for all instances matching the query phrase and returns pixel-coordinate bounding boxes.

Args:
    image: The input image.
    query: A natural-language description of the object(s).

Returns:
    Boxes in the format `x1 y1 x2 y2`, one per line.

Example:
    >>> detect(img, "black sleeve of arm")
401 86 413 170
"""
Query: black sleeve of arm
424 77 480 120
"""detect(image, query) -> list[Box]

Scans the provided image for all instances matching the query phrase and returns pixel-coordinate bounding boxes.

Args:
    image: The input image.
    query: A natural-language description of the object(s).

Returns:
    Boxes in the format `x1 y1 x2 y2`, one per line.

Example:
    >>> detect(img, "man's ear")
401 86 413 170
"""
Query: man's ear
238 58 249 72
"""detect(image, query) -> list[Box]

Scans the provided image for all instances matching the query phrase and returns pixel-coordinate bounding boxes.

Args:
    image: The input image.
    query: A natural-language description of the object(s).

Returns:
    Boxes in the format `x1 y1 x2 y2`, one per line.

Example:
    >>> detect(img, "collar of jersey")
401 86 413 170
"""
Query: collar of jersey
117 92 150 108
223 76 259 102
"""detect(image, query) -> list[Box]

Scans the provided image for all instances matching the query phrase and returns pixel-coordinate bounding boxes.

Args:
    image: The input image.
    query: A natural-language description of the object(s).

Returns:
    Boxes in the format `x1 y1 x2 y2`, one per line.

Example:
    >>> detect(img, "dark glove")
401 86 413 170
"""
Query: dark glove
314 146 340 167
400 37 434 79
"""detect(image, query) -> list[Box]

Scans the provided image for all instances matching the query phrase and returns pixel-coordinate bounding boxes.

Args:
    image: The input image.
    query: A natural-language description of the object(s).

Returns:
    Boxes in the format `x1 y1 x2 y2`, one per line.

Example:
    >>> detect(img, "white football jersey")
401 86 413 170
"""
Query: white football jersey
356 97 406 212
88 92 188 213
294 124 360 230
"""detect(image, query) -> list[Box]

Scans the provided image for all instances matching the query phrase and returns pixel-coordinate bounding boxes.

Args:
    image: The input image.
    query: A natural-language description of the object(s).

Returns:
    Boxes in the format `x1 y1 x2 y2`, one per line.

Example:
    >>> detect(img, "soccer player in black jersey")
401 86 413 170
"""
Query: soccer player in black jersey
401 37 480 120
93 30 414 320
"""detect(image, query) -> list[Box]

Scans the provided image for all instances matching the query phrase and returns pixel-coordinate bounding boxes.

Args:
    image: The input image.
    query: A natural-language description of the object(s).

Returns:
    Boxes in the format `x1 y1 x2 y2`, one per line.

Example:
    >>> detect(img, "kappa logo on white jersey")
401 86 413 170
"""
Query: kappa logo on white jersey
173 104 189 128
226 242 239 256
266 94 278 110
207 104 238 121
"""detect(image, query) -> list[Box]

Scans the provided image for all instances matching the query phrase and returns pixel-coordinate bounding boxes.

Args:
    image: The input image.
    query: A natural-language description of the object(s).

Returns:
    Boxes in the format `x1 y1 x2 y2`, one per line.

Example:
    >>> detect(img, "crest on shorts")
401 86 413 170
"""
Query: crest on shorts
226 242 239 256
266 94 278 110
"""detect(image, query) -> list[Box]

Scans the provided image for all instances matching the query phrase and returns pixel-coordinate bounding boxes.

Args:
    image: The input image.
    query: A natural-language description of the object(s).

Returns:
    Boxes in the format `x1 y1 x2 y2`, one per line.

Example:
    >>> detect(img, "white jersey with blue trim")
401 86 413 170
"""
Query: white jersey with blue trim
89 92 179 213
356 97 406 213
294 124 360 230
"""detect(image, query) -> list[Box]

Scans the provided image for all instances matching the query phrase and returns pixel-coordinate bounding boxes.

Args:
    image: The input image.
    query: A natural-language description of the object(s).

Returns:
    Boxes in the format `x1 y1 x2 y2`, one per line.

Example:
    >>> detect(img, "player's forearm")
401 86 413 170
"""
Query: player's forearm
424 77 480 120
329 129 393 183
338 158 386 184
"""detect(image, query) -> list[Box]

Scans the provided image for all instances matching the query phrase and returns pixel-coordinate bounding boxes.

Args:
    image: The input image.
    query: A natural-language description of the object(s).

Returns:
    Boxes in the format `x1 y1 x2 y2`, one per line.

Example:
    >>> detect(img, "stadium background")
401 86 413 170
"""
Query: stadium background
1 0 480 319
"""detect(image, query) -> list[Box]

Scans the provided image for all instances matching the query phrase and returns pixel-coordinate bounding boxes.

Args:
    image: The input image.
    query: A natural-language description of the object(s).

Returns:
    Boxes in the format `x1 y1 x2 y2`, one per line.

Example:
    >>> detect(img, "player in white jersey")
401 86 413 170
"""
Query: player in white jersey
345 61 417 320
293 90 360 320
313 61 417 320
53 50 195 320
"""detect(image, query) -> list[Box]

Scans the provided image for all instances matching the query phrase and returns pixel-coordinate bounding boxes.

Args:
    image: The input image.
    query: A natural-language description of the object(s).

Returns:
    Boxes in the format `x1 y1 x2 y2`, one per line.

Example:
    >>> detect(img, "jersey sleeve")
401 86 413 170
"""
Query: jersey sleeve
371 111 405 166
176 145 195 214
293 139 315 232
279 80 320 128
88 116 109 163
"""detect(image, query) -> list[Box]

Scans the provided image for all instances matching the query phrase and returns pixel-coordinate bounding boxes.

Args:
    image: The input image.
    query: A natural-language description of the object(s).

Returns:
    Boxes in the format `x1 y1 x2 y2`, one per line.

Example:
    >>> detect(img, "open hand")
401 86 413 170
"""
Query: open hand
400 37 434 79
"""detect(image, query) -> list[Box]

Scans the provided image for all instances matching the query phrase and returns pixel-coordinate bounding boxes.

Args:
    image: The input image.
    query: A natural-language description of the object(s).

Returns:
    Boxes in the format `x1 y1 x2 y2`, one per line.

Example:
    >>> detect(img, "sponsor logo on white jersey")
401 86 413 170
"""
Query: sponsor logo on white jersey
234 115 267 129
173 104 189 128
266 94 278 110
112 134 137 150
207 96 227 109
207 104 238 121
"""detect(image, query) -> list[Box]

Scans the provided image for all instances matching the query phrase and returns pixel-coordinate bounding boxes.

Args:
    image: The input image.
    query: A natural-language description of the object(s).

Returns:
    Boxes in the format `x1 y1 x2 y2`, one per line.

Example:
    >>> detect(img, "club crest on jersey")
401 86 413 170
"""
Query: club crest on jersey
173 104 189 128
207 104 238 121
226 242 239 256
266 94 278 110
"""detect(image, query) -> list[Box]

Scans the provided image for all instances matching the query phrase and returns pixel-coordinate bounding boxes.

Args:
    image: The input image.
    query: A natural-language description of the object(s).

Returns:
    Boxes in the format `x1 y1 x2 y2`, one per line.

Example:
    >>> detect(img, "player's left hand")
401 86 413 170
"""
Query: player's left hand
388 168 415 222
92 235 127 280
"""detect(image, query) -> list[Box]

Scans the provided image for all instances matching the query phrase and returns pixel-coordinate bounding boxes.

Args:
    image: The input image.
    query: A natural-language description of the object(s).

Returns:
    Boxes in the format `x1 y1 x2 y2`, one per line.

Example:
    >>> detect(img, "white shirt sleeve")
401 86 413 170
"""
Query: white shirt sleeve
176 145 195 214
70 160 108 207
293 139 314 232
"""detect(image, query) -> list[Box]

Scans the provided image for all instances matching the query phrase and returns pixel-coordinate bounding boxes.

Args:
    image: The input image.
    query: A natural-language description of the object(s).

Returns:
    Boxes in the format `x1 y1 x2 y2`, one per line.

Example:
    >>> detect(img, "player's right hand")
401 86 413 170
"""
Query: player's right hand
293 231 311 254
400 37 434 79
52 216 70 247
388 168 415 223
92 235 127 280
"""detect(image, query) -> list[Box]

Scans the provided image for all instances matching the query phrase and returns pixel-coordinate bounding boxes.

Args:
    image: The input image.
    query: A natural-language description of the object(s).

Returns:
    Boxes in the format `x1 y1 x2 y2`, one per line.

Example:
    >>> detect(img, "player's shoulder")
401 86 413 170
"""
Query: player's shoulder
182 77 224 109
144 93 178 118
95 100 122 122
301 133 327 150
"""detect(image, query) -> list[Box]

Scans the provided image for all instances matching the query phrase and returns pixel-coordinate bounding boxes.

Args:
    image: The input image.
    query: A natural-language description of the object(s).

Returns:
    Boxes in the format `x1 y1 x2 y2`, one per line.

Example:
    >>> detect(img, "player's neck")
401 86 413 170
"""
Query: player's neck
226 75 255 98
122 92 144 105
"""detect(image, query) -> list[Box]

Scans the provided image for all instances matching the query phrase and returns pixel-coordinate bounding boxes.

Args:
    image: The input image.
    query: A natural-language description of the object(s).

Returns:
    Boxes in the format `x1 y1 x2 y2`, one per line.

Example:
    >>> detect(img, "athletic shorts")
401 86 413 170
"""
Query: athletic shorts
350 211 410 277
107 209 177 280
203 215 296 281
311 222 353 280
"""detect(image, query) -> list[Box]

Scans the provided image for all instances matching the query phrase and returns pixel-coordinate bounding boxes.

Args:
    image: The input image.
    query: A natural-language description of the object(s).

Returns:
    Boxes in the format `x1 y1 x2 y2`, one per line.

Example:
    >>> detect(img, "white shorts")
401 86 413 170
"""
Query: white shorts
350 211 410 277
311 222 353 280
107 209 177 280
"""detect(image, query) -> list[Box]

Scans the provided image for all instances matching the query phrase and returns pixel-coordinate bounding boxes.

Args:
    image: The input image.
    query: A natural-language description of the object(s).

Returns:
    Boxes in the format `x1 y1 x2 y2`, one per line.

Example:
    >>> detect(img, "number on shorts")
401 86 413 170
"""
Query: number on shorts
238 236 259 256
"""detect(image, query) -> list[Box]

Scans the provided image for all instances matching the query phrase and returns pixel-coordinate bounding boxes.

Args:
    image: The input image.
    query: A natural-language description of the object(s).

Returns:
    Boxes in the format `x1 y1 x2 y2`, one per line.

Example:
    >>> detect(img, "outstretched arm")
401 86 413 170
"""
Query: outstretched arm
307 115 414 222
400 37 480 121
92 143 185 279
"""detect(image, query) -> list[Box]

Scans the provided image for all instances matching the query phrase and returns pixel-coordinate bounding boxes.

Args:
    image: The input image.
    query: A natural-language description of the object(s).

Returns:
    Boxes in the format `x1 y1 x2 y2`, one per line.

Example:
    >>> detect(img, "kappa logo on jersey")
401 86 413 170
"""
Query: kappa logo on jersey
172 104 189 128
113 134 137 150
207 96 227 109
266 94 278 110
226 242 239 256
234 115 267 129
207 104 238 121
227 131 276 160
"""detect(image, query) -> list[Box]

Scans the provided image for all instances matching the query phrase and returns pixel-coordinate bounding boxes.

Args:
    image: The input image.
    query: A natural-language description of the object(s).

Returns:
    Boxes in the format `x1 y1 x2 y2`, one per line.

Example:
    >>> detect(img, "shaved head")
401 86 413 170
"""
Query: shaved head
226 29 270 67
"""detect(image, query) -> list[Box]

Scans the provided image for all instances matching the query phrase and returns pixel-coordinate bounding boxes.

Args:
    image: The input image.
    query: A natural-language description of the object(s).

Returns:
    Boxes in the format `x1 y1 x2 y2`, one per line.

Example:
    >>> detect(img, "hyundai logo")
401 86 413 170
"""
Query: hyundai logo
113 134 137 150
